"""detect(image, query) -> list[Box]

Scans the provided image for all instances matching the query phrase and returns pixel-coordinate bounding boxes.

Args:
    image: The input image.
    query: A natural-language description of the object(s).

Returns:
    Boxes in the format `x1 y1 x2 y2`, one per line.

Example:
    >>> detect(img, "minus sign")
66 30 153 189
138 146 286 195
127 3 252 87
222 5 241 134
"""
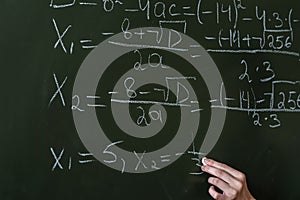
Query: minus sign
191 109 203 113
125 9 139 12
78 160 95 164
242 18 253 21
191 55 201 58
293 19 300 22
80 40 92 43
87 104 106 107
102 32 114 36
256 99 265 103
202 11 213 14
139 92 151 95
190 45 201 48
79 2 98 5
225 98 235 101
205 37 216 40
108 92 118 94
82 46 97 49
86 96 101 99
184 13 196 16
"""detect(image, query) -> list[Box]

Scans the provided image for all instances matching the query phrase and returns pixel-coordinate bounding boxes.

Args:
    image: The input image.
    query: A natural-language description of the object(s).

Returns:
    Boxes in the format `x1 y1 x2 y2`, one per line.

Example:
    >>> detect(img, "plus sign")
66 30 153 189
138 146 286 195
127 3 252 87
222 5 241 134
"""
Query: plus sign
134 29 146 39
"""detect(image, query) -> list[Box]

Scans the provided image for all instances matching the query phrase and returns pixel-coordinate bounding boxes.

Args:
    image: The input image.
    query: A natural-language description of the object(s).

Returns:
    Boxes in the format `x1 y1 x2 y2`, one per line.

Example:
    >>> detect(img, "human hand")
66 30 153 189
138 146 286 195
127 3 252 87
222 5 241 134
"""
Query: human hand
201 158 255 200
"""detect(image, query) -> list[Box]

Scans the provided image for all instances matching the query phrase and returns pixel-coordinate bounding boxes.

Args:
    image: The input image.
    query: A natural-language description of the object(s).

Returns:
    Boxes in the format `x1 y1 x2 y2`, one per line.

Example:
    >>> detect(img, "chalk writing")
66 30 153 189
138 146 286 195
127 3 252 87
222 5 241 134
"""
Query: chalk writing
48 0 300 176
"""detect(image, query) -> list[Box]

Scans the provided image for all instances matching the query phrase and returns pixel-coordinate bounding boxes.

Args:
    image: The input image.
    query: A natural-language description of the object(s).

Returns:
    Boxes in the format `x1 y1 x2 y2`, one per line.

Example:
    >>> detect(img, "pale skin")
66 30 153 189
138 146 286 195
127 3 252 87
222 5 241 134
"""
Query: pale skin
201 158 256 200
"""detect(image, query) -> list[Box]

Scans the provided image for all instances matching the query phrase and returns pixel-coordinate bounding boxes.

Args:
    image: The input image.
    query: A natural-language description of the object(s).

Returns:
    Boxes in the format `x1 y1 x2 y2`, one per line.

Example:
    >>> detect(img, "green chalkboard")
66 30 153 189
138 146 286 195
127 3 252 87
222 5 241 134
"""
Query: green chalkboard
2 0 300 199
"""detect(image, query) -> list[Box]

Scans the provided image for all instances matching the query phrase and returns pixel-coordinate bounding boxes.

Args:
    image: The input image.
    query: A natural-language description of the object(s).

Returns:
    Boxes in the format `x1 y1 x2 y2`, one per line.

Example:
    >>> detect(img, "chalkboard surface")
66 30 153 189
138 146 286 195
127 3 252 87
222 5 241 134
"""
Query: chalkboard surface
2 0 300 199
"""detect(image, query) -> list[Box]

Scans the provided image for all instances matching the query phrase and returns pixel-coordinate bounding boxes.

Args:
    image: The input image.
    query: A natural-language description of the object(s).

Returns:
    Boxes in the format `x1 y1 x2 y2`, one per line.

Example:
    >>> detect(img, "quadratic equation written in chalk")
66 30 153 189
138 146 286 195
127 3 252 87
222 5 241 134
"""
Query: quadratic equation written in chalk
49 0 300 59
46 0 300 175
49 58 300 129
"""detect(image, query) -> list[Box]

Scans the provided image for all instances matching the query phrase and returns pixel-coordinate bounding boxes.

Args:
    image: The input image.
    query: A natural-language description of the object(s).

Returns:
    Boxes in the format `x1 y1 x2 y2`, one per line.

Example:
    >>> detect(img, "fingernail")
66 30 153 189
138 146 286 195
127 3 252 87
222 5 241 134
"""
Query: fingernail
201 165 206 171
204 157 212 164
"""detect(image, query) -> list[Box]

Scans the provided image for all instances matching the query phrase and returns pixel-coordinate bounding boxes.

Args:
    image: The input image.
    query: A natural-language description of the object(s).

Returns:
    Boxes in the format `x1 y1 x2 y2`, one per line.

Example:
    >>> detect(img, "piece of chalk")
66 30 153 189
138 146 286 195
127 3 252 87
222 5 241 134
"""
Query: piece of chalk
202 157 207 166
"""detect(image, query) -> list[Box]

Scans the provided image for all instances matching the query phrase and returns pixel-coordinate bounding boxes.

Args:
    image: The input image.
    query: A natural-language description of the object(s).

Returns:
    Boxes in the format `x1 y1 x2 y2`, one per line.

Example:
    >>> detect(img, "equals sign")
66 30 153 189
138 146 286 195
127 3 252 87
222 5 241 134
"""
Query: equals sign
78 152 95 164
80 40 98 49
160 155 171 162
86 96 106 108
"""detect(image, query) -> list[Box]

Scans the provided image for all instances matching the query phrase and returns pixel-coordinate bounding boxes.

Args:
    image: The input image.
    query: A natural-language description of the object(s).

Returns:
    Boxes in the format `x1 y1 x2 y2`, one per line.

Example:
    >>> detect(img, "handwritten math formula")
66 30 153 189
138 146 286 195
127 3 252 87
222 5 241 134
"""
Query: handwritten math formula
48 0 300 173
49 143 204 175
50 0 299 58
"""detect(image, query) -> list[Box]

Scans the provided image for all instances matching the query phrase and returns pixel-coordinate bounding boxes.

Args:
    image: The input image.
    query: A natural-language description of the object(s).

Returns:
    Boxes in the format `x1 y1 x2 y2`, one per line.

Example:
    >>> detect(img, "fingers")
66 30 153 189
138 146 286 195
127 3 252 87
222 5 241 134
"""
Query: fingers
208 177 229 193
201 158 254 200
201 162 241 189
203 158 245 181
208 186 226 200
208 177 239 199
